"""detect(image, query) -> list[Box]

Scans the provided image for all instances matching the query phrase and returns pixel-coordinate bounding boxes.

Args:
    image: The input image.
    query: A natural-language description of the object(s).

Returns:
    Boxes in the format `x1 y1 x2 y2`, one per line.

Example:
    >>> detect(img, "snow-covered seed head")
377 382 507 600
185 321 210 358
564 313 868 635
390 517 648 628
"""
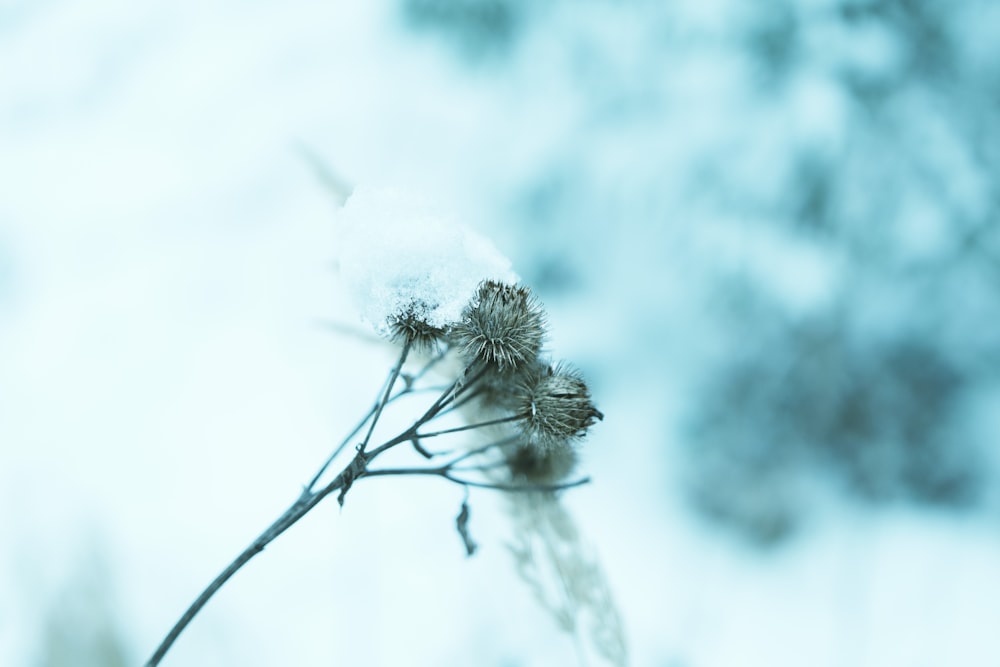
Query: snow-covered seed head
453 281 546 371
506 441 578 483
516 363 603 448
387 300 446 350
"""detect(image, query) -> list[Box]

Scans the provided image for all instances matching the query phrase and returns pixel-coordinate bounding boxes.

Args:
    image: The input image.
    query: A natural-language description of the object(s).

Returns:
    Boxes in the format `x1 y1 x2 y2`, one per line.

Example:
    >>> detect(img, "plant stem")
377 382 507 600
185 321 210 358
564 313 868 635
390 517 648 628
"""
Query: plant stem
146 356 548 665
306 404 376 491
359 340 411 452
364 466 591 492
416 413 526 439
144 472 350 666
307 346 449 490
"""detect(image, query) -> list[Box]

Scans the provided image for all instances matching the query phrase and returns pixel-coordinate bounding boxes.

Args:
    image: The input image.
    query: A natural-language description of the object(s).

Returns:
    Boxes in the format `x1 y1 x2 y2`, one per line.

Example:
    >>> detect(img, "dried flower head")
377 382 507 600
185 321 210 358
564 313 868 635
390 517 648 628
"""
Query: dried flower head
387 300 446 350
516 363 603 448
453 281 546 371
506 441 579 483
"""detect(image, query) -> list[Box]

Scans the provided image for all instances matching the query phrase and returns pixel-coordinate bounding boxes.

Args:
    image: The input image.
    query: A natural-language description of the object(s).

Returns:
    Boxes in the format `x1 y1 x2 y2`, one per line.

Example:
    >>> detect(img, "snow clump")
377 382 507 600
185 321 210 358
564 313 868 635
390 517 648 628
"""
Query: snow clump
335 186 518 338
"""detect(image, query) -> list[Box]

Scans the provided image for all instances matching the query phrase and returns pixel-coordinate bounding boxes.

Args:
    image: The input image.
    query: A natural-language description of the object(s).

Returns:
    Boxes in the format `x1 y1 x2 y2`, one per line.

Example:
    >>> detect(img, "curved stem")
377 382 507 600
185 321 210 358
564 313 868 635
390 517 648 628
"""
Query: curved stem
145 474 349 666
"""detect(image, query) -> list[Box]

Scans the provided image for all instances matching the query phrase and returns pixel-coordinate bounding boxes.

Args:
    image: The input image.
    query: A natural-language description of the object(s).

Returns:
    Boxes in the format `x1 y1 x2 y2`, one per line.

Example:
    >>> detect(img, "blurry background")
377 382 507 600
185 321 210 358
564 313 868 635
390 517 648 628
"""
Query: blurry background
2 0 1000 665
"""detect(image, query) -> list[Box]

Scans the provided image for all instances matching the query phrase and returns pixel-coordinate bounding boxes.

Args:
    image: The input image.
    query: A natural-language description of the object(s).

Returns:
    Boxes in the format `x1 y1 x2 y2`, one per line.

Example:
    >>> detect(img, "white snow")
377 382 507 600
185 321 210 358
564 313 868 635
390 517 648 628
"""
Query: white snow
335 186 517 337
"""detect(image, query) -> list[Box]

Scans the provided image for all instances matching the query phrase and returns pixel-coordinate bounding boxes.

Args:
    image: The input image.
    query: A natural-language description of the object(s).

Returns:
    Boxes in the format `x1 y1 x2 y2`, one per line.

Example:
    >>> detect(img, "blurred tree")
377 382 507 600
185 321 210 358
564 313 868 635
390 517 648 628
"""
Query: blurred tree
398 0 1000 543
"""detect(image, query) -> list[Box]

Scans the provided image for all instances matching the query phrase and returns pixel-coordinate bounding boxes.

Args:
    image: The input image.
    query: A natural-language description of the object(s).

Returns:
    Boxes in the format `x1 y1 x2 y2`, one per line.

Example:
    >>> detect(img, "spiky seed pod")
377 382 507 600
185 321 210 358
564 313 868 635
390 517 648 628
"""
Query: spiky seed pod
516 363 603 449
387 300 446 350
452 281 546 372
506 441 579 483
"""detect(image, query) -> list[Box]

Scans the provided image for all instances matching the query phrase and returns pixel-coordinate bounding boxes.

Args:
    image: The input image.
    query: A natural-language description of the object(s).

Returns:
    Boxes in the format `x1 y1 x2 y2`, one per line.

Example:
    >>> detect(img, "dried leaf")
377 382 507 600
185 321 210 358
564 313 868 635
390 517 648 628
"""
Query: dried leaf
455 500 477 557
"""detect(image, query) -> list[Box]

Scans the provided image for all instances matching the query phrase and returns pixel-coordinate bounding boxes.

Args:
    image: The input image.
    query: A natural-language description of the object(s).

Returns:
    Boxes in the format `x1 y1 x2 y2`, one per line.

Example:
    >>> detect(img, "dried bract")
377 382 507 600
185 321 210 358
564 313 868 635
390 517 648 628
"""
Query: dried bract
388 300 446 350
516 363 603 449
453 280 546 371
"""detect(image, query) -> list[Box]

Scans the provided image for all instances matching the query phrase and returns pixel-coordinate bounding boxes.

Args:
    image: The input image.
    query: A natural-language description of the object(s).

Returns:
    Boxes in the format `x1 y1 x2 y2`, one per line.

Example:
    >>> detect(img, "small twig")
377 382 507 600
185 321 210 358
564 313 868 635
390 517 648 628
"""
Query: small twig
365 466 591 493
434 382 488 416
449 461 511 473
303 341 455 507
307 332 448 490
442 434 522 464
445 364 490 406
444 475 591 492
416 413 526 440
410 362 489 433
364 370 474 459
306 404 376 492
410 437 435 459
409 344 452 383
415 376 466 426
407 432 521 462
294 143 353 206
307 366 444 490
360 340 411 452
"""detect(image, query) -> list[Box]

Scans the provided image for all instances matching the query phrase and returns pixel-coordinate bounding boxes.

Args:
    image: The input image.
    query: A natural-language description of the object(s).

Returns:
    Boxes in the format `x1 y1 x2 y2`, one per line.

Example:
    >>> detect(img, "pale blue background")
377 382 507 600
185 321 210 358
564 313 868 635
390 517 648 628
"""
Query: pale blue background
2 1 999 665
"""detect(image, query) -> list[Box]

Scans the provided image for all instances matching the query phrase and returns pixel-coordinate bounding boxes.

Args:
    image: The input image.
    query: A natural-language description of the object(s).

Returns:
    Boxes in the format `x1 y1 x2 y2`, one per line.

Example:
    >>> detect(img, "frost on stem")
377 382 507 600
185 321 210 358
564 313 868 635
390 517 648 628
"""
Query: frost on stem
453 280 547 372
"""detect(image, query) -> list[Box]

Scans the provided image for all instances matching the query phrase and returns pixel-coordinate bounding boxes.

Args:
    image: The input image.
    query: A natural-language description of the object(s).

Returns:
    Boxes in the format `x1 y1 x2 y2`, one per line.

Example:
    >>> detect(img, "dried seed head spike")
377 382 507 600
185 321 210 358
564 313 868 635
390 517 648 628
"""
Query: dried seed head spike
453 280 547 371
516 362 603 449
387 300 446 350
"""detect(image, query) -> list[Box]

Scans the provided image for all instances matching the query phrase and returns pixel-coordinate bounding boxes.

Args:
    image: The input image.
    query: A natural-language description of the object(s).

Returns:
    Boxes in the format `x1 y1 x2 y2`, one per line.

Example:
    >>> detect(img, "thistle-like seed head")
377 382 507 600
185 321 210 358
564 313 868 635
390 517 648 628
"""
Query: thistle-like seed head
506 441 578 483
387 301 446 350
516 362 603 448
452 281 546 371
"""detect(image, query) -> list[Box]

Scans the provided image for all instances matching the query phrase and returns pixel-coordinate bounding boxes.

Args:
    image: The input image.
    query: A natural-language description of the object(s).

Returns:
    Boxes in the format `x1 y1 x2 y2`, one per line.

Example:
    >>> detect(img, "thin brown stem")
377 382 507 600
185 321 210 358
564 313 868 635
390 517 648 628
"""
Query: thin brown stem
309 353 451 489
364 466 591 493
365 371 472 458
145 472 350 666
416 413 526 440
307 404 377 491
146 350 592 665
434 434 522 464
359 340 411 453
412 362 488 431
434 382 488 416
408 344 451 383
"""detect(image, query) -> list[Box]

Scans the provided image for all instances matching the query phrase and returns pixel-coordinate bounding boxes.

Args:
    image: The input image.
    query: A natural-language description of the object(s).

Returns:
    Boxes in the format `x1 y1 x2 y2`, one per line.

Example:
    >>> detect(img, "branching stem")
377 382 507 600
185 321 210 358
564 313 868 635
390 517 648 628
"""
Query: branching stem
146 342 594 665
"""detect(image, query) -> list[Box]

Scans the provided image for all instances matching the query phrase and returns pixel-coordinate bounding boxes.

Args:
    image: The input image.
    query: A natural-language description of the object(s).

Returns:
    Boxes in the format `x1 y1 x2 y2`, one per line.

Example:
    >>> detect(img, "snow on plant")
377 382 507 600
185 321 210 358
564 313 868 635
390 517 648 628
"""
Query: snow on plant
145 186 624 666
336 186 519 337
